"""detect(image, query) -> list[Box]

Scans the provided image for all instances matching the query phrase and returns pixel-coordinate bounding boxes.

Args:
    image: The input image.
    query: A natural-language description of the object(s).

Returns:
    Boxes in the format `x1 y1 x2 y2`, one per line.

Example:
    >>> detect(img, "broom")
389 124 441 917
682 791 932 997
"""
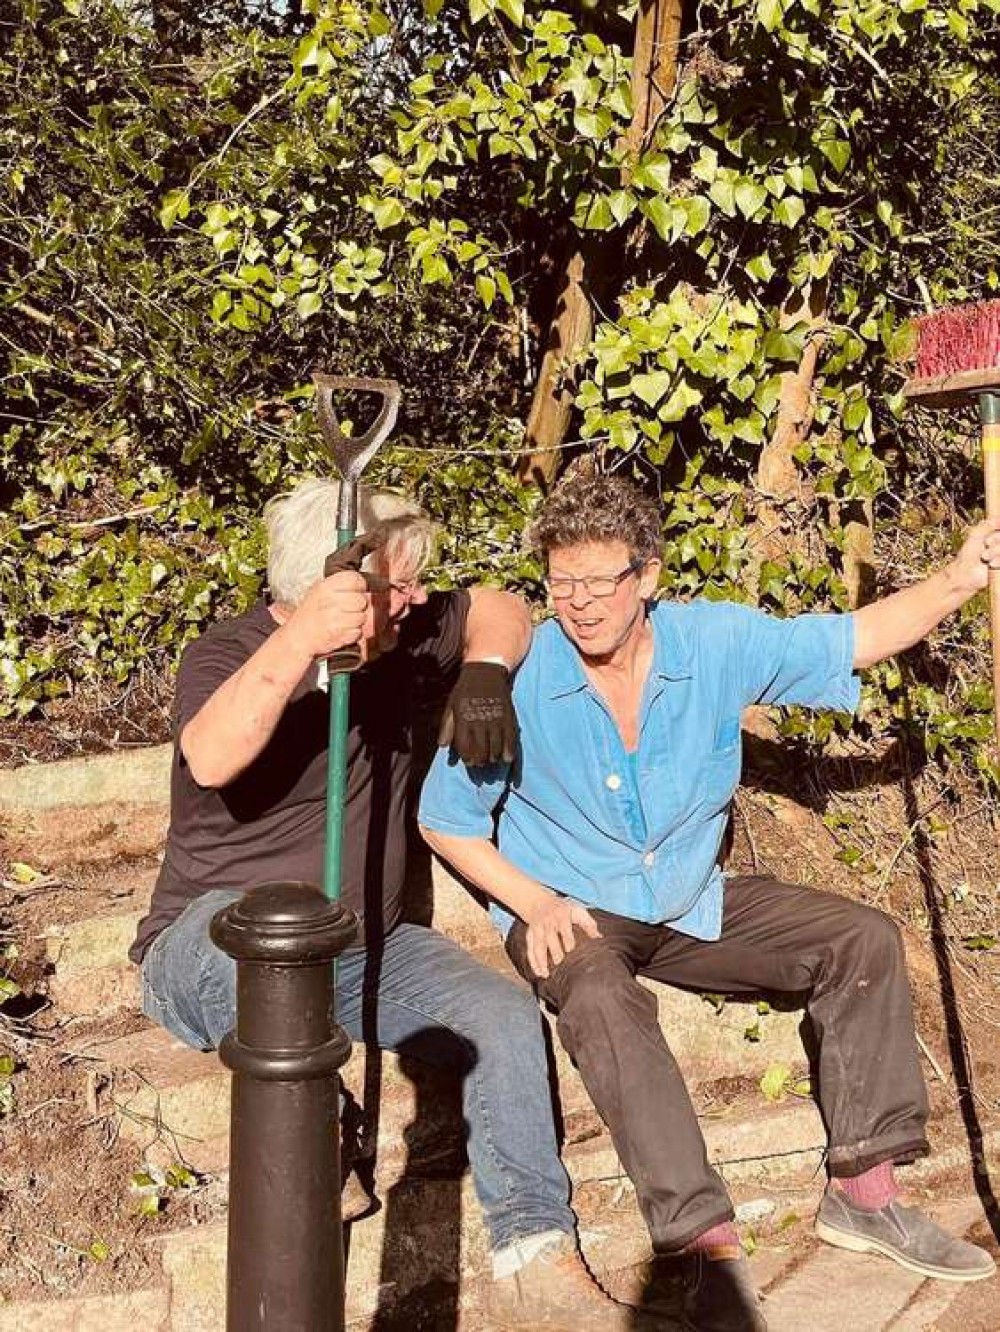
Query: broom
902 298 1000 739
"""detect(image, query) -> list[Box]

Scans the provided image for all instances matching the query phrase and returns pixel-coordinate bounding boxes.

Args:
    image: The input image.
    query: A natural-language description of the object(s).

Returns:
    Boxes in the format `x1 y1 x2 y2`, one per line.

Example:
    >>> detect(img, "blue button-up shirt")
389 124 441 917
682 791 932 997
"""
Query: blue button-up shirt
419 600 860 940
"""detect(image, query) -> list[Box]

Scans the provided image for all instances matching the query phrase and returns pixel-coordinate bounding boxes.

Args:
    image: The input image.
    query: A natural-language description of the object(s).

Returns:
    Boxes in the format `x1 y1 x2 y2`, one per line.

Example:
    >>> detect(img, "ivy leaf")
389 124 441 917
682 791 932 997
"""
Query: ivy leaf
631 371 674 407
643 196 678 243
634 157 673 193
735 179 767 219
660 380 703 422
574 192 615 232
370 197 405 230
607 189 636 226
774 195 805 228
708 176 737 218
820 139 851 174
678 195 711 237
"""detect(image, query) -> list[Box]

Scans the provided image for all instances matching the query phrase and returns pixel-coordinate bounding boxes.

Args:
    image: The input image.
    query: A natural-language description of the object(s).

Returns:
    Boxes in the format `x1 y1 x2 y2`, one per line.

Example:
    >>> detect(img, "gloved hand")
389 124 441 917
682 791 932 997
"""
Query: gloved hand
438 661 519 767
323 529 390 589
323 529 390 673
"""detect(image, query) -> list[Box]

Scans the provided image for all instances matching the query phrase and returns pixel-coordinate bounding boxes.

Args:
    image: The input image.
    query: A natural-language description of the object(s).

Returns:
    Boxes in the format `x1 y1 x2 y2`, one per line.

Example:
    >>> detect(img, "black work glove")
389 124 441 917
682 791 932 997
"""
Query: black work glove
438 661 519 767
323 530 390 674
323 529 390 588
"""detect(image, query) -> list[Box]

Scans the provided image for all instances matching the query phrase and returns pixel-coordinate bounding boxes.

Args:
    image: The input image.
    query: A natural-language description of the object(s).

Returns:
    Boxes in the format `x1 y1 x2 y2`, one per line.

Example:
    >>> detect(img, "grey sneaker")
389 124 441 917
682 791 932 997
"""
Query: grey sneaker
487 1235 659 1330
815 1188 996 1282
679 1251 768 1332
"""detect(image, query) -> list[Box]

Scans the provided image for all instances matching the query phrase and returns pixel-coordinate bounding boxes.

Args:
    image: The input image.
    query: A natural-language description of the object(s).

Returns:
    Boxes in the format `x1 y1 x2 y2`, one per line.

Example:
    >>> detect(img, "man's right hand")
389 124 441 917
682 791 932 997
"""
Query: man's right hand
524 894 601 980
284 570 370 660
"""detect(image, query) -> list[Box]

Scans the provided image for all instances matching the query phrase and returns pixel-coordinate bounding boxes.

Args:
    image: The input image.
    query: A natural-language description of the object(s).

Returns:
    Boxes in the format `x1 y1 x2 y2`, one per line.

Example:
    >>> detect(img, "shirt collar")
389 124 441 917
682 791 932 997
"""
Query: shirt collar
543 602 693 699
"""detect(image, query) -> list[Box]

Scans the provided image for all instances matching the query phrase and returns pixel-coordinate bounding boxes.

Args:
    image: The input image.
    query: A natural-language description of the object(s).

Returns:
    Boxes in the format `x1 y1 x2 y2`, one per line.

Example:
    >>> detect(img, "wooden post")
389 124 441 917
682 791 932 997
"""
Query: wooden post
516 0 684 488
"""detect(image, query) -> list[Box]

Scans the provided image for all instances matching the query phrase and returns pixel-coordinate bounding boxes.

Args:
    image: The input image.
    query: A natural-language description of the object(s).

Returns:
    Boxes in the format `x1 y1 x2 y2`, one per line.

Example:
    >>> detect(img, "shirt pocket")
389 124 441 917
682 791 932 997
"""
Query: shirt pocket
699 717 742 813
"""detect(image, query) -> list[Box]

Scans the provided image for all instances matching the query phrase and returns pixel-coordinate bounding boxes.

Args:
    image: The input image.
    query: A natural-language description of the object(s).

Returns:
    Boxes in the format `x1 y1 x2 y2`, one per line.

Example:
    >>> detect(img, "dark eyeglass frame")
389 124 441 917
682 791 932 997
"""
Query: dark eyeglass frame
544 559 645 601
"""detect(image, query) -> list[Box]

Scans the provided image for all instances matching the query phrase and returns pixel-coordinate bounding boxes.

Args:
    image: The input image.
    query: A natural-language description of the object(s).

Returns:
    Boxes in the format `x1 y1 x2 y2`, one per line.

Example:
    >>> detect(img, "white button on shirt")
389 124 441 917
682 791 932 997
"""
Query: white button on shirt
643 851 655 867
605 774 622 790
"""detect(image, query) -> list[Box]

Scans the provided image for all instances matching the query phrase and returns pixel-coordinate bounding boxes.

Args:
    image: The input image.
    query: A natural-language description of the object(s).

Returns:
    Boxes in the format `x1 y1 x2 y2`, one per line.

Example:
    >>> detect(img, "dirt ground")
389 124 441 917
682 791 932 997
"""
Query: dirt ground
1 704 999 1307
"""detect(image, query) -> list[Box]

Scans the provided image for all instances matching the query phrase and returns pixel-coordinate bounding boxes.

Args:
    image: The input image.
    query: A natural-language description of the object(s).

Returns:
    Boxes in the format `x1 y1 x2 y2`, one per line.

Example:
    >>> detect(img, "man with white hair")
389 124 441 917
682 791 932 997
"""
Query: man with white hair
130 477 642 1328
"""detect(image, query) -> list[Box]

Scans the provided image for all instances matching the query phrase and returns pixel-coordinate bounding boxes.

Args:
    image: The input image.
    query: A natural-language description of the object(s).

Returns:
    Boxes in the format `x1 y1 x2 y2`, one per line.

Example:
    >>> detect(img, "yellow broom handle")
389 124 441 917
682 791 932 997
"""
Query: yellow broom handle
985 416 1000 741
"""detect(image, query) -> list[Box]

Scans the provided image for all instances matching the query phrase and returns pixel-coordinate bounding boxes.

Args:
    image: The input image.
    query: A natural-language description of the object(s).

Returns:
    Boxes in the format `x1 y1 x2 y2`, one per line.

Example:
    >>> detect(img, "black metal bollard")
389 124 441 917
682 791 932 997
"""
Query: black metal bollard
211 881 358 1332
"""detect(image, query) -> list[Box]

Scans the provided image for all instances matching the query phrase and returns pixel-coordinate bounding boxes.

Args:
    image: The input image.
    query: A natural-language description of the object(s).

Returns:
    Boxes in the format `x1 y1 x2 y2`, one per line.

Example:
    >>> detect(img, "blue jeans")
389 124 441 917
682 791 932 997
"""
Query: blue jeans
141 889 574 1251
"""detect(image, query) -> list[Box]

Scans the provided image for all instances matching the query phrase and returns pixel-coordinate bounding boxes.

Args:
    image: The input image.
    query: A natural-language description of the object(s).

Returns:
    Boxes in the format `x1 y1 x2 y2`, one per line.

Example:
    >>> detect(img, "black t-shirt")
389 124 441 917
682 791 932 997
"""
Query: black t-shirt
129 591 470 963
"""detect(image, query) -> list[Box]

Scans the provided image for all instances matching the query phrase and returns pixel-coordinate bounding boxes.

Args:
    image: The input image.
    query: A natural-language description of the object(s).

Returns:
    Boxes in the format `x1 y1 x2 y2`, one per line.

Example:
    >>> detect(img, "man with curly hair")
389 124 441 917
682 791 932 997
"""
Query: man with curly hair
420 472 999 1331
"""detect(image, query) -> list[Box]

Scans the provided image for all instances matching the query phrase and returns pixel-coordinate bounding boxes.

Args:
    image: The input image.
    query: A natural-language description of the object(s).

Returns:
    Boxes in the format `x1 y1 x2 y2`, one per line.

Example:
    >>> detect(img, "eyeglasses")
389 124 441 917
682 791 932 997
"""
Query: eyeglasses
544 560 644 601
388 577 421 597
366 574 422 596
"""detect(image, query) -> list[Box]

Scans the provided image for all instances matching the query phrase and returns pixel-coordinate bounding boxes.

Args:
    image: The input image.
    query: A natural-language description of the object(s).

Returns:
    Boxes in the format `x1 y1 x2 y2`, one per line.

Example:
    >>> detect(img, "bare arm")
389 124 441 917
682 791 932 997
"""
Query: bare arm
464 586 532 666
853 517 1000 669
180 571 369 788
420 827 599 978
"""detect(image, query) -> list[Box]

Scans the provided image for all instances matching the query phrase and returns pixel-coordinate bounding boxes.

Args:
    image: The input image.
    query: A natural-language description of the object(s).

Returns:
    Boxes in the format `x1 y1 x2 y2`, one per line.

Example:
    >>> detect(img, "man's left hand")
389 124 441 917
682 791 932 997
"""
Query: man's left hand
438 662 519 767
949 516 1000 597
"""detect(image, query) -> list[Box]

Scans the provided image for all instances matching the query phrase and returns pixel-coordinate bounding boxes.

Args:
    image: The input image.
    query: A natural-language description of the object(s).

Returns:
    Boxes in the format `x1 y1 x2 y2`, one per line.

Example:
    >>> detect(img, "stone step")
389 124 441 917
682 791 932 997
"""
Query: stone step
0 745 172 810
84 995 823 1184
45 908 147 1016
0 1284 171 1332
84 1021 830 1220
48 860 811 1095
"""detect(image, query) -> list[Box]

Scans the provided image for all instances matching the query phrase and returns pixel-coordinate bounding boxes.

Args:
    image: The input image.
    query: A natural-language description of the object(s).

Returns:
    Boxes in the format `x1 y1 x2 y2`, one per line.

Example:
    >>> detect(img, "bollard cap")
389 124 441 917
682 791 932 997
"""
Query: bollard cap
210 881 358 964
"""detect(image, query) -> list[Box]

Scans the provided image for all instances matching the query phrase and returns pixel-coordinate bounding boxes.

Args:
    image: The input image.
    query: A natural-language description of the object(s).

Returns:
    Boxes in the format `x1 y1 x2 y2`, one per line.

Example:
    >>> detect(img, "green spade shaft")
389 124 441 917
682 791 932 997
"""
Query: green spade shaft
312 373 401 905
324 525 355 904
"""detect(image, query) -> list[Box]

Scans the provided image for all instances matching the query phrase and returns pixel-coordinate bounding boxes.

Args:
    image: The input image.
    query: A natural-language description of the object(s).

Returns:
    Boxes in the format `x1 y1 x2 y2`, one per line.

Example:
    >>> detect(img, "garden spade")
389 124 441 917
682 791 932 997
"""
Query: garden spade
313 373 401 904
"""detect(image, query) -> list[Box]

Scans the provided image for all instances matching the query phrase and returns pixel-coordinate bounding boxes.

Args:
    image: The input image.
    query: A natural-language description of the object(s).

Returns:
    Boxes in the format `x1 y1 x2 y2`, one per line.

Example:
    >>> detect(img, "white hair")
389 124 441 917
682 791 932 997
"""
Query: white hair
264 477 437 606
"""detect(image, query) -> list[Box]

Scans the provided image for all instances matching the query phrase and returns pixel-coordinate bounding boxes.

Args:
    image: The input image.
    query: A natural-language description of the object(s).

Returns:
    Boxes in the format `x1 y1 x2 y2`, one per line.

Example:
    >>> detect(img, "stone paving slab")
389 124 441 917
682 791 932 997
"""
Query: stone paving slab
762 1197 995 1332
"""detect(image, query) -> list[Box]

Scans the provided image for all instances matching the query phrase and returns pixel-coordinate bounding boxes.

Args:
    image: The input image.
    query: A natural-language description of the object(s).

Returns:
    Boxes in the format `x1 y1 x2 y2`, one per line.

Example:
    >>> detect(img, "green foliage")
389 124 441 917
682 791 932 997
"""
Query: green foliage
2 0 1000 786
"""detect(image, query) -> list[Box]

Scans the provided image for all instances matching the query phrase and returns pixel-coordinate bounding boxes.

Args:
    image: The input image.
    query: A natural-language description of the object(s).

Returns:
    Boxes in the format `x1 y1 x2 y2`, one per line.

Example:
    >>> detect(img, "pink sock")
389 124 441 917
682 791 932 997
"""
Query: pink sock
833 1160 899 1211
685 1221 740 1256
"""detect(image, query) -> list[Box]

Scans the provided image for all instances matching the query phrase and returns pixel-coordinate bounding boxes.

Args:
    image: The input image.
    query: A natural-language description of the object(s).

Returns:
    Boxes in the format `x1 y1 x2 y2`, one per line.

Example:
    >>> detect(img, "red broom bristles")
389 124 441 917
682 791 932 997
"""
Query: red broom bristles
913 299 1000 379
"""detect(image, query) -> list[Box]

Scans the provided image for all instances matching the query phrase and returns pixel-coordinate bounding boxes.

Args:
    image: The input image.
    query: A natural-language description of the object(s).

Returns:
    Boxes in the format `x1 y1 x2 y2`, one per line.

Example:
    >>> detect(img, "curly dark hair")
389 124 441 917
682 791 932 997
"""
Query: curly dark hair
526 474 663 564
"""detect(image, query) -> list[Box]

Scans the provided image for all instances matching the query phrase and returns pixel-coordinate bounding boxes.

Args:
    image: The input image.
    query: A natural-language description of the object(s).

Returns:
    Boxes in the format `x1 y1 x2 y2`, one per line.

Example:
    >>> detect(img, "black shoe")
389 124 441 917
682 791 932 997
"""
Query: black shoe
679 1251 768 1332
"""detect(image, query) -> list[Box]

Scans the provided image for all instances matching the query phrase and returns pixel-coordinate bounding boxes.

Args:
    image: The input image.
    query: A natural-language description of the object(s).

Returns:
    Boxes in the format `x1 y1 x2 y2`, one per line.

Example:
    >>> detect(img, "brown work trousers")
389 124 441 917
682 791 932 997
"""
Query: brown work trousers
506 874 930 1252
